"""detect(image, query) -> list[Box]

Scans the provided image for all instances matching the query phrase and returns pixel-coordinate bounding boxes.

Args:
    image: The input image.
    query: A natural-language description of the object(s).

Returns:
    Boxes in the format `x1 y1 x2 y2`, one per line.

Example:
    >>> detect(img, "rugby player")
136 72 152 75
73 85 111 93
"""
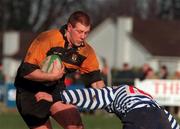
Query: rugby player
14 11 104 129
36 85 180 129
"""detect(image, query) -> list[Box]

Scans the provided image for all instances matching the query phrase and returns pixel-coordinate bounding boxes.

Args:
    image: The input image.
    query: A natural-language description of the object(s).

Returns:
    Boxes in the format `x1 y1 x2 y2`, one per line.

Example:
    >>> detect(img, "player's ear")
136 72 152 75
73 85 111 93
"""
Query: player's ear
67 23 73 31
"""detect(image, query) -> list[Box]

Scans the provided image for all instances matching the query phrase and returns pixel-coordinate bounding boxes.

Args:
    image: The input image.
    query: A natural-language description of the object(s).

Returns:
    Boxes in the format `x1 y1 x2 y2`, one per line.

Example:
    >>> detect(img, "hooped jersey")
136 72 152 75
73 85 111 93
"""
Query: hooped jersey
111 85 159 116
15 25 102 91
60 85 180 129
61 85 159 114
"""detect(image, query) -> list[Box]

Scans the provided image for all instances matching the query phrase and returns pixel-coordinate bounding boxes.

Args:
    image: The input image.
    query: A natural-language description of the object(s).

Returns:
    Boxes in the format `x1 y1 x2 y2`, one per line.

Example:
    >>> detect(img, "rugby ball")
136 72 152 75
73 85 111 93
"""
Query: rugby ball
41 54 62 73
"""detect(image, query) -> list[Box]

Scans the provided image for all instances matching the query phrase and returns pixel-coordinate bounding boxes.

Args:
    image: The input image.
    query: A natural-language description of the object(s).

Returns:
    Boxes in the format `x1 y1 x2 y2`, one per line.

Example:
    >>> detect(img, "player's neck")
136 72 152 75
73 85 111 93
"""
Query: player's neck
65 32 73 49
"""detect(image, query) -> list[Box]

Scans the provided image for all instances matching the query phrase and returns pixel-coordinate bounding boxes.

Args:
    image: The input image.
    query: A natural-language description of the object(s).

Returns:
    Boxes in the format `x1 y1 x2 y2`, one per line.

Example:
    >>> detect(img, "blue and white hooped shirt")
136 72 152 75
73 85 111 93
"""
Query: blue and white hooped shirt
60 85 179 129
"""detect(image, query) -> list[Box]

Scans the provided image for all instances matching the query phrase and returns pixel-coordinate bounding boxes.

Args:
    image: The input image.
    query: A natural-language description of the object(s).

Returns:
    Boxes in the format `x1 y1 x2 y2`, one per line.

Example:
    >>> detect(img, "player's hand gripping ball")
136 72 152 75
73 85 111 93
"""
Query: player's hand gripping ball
41 54 62 73
41 54 63 86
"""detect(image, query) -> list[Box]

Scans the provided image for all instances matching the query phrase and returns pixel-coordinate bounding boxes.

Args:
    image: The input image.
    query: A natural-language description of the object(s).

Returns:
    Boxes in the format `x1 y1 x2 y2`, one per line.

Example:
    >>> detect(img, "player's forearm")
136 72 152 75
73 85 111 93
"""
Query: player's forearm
24 69 58 82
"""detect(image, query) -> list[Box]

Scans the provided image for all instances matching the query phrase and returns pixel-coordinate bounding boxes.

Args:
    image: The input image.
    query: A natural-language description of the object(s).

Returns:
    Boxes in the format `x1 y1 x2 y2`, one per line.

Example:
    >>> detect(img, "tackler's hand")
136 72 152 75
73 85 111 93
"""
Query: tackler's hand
35 92 53 102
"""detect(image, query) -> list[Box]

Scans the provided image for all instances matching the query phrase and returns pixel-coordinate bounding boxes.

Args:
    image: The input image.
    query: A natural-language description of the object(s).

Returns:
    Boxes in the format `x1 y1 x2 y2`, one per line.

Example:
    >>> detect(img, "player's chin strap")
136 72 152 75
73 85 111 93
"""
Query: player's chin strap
61 87 115 110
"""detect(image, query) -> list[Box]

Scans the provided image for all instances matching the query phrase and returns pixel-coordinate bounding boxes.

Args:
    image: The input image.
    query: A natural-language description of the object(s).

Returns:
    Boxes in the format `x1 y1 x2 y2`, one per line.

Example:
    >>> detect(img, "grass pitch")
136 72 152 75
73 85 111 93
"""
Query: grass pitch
0 110 122 129
1 108 180 129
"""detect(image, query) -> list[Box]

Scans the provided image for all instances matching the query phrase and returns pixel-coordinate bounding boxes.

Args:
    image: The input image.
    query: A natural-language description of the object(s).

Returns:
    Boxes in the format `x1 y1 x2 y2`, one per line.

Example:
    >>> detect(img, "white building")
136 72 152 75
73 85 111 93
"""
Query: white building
88 17 180 75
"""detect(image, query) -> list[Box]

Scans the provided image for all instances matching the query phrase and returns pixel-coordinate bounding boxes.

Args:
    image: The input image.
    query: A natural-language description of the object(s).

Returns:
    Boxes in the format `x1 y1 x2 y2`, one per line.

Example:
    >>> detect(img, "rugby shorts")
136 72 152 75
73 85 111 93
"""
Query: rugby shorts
119 107 172 129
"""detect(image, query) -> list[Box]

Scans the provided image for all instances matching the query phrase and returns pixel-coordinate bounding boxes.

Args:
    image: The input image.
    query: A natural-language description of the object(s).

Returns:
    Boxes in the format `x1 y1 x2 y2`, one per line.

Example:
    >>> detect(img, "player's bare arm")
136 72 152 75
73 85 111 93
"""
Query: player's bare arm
24 62 65 82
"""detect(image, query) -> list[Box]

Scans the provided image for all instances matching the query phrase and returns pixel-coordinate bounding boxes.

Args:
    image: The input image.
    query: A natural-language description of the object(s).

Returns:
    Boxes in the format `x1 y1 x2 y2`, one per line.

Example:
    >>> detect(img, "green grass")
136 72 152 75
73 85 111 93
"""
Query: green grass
0 109 180 129
0 110 122 129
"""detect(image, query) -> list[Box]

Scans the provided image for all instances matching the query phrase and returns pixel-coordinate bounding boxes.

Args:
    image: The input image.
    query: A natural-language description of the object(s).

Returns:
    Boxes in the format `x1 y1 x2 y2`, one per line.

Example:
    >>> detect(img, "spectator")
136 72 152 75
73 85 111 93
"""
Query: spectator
144 67 157 79
0 64 5 102
64 72 85 91
121 63 135 78
159 65 168 79
115 63 135 85
100 57 110 85
171 71 180 117
173 71 180 79
158 65 170 112
0 64 5 85
139 63 151 80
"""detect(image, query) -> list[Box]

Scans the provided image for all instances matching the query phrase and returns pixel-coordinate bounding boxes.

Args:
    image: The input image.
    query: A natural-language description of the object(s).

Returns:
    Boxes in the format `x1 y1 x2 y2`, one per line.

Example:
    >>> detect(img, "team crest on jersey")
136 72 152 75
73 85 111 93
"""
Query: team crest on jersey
72 54 78 62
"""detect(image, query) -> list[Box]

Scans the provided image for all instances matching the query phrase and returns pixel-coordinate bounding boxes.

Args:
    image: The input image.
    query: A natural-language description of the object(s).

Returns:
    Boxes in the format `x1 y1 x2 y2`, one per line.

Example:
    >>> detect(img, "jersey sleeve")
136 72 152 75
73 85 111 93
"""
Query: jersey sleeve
24 39 46 65
61 87 114 110
80 46 99 72
20 34 51 76
80 46 102 86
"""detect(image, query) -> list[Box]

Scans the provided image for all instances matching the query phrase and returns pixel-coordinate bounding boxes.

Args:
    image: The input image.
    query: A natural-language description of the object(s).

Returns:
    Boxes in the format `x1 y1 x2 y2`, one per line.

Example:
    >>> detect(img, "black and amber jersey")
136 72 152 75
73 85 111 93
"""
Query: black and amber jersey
15 25 102 92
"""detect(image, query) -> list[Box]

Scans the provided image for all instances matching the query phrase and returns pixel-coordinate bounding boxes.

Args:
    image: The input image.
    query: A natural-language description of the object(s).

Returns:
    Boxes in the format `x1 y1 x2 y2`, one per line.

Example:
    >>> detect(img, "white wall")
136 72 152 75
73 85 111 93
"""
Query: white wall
3 31 19 56
88 19 116 68
116 17 152 69
2 31 21 82
88 17 152 69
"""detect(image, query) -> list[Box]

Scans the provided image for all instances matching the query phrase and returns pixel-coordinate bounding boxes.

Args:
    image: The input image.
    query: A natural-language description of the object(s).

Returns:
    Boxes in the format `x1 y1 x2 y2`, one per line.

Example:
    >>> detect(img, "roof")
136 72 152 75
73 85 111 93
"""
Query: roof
132 18 180 57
